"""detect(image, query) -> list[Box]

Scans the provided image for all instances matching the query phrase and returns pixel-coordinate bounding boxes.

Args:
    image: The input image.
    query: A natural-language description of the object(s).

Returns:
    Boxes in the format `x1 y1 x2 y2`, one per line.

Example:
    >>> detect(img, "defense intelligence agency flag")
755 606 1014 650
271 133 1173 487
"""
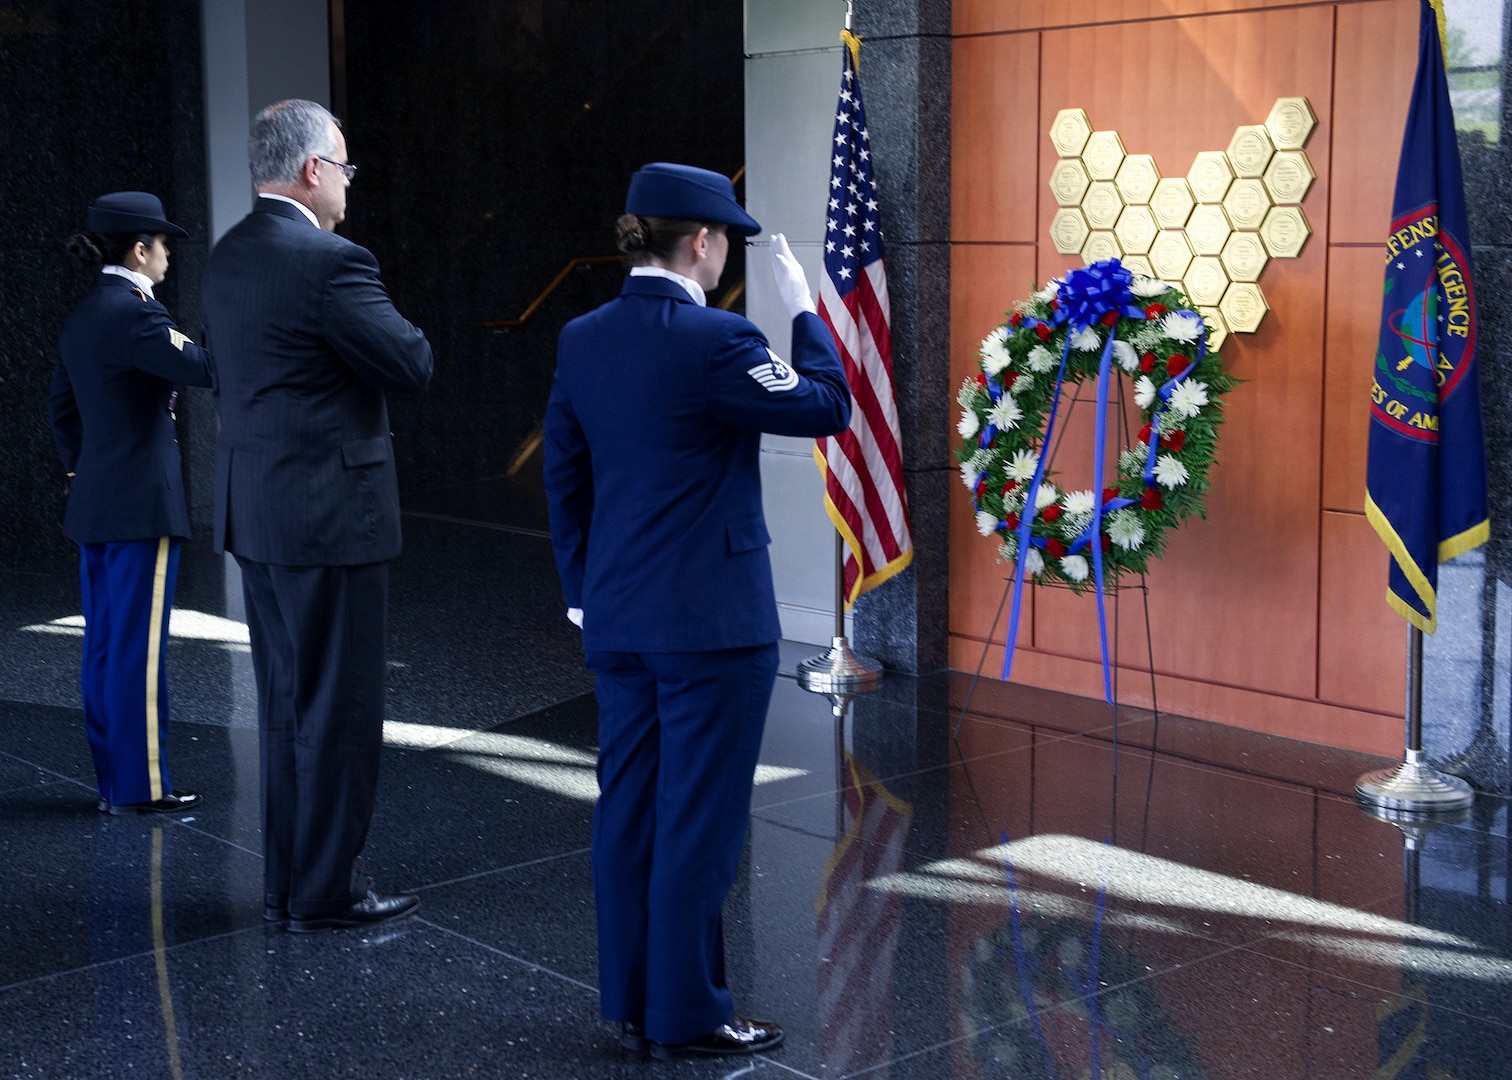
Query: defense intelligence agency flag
1365 0 1489 634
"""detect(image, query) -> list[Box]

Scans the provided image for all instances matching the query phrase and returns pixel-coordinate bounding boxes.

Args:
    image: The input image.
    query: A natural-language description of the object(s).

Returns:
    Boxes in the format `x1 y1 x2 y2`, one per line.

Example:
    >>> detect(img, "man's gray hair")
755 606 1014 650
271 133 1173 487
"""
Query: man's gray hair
248 99 340 186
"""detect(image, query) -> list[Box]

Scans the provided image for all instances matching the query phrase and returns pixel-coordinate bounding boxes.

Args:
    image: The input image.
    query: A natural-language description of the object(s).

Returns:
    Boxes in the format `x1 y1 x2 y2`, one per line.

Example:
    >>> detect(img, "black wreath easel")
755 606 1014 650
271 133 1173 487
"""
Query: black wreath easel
952 372 1164 774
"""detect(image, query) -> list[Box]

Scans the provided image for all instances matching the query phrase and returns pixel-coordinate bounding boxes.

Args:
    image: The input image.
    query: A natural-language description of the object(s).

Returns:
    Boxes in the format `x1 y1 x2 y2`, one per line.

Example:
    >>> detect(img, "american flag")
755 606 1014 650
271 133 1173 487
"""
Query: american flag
815 32 913 604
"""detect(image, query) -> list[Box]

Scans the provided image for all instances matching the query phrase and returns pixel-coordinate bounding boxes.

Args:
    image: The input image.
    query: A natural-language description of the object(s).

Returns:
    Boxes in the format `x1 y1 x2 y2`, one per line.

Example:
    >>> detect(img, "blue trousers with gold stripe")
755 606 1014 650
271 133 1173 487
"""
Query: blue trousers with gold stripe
77 537 181 806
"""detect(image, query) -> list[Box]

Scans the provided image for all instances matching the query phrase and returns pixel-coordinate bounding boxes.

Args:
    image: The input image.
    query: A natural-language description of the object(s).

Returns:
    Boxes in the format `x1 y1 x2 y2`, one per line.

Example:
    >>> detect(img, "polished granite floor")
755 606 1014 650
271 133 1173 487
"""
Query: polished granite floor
3 478 1512 1079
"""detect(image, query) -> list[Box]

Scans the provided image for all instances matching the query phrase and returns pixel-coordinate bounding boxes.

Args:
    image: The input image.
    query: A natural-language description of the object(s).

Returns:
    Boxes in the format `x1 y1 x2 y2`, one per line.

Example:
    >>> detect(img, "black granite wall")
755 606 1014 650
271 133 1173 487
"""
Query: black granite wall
0 1 207 571
337 1 746 493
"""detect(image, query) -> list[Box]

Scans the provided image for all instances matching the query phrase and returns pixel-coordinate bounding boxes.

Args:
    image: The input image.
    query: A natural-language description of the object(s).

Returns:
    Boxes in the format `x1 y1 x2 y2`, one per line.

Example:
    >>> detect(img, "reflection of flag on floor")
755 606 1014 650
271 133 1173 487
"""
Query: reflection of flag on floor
815 30 913 605
816 753 912 1074
1365 0 1489 633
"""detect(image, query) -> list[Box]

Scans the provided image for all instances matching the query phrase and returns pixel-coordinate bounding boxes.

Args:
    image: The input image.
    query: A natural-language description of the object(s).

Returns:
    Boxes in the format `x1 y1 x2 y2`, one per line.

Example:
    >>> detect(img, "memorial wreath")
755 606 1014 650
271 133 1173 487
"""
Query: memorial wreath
955 260 1237 593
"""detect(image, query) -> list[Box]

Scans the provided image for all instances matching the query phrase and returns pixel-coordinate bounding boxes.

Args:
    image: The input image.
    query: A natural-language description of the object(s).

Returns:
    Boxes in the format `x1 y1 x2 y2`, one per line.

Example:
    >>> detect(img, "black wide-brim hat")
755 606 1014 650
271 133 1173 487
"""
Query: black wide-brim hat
86 191 187 238
626 163 761 237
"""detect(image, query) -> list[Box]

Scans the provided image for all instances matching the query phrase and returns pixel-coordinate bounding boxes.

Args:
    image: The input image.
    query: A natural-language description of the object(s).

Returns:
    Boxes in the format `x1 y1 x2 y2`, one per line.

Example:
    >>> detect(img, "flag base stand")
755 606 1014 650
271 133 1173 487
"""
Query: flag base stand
798 637 882 693
1356 749 1473 812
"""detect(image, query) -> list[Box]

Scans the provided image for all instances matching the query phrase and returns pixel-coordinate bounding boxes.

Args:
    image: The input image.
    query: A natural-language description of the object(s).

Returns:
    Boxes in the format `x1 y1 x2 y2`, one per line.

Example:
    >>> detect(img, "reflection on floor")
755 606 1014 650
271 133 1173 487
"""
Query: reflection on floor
2 484 1510 1079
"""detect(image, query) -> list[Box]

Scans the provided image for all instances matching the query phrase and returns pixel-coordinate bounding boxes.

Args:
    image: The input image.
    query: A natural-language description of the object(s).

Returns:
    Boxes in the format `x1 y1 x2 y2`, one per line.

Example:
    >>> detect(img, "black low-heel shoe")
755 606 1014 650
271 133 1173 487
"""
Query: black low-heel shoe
649 1017 784 1060
288 890 419 933
99 790 202 815
618 1022 647 1052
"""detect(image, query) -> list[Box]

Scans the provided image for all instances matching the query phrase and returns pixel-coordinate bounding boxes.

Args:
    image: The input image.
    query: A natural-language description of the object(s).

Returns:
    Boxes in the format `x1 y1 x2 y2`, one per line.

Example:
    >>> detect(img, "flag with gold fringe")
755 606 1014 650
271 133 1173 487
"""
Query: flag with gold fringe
1365 0 1489 633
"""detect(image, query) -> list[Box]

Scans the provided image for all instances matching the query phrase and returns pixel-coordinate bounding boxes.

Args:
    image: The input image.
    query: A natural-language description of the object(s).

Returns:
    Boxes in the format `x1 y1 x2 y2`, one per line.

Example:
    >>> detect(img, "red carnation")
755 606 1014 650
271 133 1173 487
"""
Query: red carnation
1101 535 1114 553
1159 430 1186 452
1001 480 1020 496
1167 355 1190 378
1138 422 1153 444
975 478 988 497
1141 488 1163 511
976 372 988 386
1009 313 1023 327
1050 298 1060 311
1100 310 1119 327
1144 303 1167 319
1041 504 1063 523
1102 486 1120 505
1035 323 1052 342
1139 352 1157 374
1005 512 1020 530
1046 539 1067 559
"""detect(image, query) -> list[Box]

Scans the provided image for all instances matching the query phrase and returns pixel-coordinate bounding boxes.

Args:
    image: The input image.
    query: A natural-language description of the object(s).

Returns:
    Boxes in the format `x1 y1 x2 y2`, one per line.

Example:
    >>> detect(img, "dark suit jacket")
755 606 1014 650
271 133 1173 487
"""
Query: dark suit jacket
201 199 433 566
543 274 850 653
49 274 212 543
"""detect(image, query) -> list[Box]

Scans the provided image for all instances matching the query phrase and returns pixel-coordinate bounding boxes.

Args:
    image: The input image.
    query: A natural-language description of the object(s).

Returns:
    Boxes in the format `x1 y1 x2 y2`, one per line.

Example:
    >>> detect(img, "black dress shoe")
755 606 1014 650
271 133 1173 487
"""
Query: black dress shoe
99 790 202 816
287 889 419 933
618 1022 647 1052
649 1017 784 1060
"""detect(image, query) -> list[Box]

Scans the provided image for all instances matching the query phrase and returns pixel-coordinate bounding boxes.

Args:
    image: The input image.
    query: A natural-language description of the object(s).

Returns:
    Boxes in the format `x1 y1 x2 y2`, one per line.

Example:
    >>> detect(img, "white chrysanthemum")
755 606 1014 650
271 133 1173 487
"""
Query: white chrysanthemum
997 541 1016 564
1129 276 1172 299
987 395 1022 431
980 327 1013 376
1060 554 1090 583
1111 340 1138 372
1035 482 1059 510
1070 326 1101 352
975 510 1000 537
1006 448 1039 481
1119 448 1146 474
1027 345 1057 373
957 377 980 408
1135 375 1157 409
959 461 978 490
1154 454 1190 489
1107 509 1145 551
1169 379 1210 419
1012 373 1035 395
1034 280 1061 303
1064 489 1095 516
1024 547 1045 575
957 409 980 440
1159 310 1205 343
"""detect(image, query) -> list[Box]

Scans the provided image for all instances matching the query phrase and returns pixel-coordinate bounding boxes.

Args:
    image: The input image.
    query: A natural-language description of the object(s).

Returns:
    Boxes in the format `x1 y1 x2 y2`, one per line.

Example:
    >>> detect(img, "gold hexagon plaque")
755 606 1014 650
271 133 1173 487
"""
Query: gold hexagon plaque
1051 207 1092 255
1121 254 1155 278
1050 108 1093 158
1150 178 1195 229
1114 205 1159 255
1081 181 1124 230
1265 96 1317 151
1185 257 1230 306
1188 151 1234 203
1082 231 1123 264
1259 205 1310 258
1149 231 1195 282
1262 150 1315 205
1185 204 1232 256
1199 308 1229 354
1082 130 1127 181
1222 179 1271 231
1220 232 1269 283
1226 125 1275 179
1219 282 1269 333
1115 154 1160 205
1050 158 1093 207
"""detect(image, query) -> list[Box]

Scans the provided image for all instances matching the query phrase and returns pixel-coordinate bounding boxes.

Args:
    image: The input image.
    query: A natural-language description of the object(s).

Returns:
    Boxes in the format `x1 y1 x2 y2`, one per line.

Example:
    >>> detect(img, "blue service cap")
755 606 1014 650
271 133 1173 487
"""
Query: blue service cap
625 163 760 237
86 191 187 238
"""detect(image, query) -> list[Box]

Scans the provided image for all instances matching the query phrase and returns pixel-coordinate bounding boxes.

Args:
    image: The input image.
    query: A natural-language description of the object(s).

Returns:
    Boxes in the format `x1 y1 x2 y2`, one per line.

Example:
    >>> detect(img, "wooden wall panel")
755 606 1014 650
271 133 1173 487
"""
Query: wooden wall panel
1318 511 1404 714
952 33 1042 242
1323 246 1387 511
956 0 1346 37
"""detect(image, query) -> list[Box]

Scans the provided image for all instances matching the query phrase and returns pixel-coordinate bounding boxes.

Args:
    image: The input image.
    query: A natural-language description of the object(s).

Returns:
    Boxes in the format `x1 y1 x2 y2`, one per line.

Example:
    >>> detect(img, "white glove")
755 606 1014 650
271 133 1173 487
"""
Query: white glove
770 233 816 317
566 607 584 628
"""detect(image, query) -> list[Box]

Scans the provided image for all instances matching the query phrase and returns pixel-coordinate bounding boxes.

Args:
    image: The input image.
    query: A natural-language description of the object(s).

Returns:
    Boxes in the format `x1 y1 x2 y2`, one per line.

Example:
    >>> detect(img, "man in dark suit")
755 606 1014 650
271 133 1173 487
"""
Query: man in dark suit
544 164 851 1059
202 99 433 933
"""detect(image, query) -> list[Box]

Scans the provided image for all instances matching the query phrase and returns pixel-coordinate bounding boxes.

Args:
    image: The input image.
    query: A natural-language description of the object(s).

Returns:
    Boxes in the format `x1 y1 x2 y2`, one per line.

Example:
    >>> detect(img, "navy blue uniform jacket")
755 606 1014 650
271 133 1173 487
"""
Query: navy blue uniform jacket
49 274 212 542
202 200 433 566
544 274 851 653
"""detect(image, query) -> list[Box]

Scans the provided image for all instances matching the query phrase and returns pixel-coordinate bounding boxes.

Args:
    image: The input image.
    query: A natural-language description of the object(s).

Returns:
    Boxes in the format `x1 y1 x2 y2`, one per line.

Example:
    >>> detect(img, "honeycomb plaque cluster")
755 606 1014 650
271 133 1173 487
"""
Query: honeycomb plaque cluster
1048 98 1316 349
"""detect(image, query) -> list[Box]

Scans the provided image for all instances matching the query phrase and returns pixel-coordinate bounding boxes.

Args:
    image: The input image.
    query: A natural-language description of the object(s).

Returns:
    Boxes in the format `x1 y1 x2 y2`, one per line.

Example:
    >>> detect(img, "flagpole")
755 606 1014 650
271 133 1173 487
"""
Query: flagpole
1355 625 1473 811
798 533 882 692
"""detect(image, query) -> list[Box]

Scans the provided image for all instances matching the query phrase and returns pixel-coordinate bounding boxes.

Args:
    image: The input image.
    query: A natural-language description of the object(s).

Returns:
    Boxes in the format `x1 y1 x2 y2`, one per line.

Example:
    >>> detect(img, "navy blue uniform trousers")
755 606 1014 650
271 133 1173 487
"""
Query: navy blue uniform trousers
586 642 779 1044
235 557 388 917
78 537 181 805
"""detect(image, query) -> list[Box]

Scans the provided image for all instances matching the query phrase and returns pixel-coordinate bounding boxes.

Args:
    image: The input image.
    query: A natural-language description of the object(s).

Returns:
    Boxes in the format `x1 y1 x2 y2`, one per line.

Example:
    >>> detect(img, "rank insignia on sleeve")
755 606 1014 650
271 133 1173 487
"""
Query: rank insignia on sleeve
747 349 798 393
169 329 193 351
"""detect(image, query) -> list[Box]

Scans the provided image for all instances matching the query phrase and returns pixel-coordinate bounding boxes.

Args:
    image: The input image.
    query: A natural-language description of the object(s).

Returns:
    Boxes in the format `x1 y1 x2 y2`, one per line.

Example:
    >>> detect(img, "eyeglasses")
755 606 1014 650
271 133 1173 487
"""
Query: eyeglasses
316 156 357 181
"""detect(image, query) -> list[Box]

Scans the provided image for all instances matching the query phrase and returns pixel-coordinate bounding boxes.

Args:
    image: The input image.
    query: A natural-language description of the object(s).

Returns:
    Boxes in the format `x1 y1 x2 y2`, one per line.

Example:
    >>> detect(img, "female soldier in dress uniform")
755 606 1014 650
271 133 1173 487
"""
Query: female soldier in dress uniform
544 163 852 1060
49 191 211 814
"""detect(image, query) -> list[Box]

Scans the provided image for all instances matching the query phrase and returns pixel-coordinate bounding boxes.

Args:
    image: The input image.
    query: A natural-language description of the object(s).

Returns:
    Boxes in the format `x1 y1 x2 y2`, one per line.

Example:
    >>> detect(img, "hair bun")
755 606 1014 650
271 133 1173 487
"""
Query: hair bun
615 213 650 254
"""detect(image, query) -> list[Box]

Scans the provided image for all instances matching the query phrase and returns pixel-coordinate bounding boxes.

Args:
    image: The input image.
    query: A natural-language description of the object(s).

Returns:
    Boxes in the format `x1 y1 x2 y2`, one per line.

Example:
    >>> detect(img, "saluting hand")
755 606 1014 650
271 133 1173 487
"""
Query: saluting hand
769 234 816 318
